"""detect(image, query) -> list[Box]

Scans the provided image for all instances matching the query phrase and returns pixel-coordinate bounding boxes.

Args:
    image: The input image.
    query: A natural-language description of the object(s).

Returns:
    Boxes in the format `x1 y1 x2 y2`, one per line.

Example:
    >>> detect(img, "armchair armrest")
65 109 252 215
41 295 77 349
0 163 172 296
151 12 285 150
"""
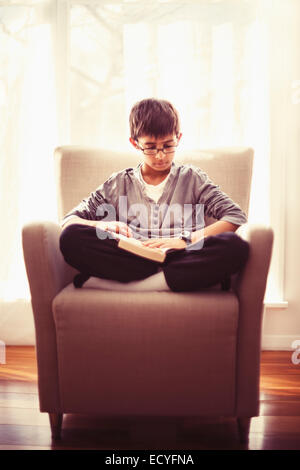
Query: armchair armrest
22 221 77 412
233 223 274 416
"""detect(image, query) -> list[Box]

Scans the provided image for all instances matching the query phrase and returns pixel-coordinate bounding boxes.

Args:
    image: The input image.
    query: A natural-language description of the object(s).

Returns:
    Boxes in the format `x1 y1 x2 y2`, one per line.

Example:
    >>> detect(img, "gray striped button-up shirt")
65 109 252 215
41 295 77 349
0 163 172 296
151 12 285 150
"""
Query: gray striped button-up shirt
62 161 247 240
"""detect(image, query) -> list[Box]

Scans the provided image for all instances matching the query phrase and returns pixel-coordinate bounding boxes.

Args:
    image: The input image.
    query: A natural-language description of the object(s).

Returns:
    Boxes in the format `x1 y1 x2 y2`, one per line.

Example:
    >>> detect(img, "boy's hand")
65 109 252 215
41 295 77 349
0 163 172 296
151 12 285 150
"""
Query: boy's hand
141 237 187 250
96 220 133 238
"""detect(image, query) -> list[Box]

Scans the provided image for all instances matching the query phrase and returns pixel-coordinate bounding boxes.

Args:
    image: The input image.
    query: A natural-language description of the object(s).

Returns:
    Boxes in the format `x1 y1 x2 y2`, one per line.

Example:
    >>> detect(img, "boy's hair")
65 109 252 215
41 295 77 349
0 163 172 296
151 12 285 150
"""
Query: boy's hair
129 98 180 140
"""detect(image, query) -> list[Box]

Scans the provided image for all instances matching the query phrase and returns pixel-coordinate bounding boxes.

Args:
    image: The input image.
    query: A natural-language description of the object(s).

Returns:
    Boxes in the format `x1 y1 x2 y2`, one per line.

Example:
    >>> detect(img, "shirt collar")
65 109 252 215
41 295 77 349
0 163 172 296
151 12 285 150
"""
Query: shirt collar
133 160 177 182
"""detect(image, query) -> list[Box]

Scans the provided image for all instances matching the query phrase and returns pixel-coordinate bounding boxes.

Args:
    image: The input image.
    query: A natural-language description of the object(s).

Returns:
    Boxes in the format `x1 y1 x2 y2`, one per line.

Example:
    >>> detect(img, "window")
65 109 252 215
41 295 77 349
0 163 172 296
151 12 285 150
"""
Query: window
0 0 288 315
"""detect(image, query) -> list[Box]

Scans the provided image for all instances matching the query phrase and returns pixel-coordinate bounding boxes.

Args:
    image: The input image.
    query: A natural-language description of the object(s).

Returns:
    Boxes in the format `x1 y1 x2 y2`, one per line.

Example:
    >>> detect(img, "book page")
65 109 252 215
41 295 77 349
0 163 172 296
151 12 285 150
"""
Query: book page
109 232 143 245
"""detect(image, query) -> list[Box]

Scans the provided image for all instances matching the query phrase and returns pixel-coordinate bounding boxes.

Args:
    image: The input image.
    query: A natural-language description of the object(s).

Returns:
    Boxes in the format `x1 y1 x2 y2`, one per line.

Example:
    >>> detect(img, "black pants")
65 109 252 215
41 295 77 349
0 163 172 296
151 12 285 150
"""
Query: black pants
59 224 249 292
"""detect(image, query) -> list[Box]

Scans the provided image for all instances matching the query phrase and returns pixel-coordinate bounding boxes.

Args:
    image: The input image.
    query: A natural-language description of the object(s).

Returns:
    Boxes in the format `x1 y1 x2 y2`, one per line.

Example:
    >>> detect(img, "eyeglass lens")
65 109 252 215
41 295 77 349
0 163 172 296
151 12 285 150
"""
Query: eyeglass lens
143 146 176 155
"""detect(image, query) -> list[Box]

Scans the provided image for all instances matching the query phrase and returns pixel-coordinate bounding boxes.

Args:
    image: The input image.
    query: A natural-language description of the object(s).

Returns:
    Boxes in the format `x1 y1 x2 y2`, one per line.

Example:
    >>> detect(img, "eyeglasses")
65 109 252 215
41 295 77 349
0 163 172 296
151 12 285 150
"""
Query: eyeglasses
136 141 179 156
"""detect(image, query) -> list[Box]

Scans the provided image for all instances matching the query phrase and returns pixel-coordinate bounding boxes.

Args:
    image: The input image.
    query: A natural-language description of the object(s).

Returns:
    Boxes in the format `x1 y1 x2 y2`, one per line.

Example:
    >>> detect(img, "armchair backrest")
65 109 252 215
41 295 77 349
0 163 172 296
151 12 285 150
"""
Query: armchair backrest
54 146 253 225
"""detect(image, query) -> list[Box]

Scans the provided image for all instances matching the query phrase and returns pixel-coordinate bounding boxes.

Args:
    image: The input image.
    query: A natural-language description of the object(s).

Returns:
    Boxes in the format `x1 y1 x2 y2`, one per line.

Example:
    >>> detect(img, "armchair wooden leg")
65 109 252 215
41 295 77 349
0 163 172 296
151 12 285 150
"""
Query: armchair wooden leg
237 417 251 444
49 413 63 440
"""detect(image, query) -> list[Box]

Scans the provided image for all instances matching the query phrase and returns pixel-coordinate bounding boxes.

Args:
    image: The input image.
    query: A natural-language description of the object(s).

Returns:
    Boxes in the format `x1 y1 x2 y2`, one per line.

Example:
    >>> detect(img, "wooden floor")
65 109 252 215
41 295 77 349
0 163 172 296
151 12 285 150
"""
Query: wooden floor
0 347 300 450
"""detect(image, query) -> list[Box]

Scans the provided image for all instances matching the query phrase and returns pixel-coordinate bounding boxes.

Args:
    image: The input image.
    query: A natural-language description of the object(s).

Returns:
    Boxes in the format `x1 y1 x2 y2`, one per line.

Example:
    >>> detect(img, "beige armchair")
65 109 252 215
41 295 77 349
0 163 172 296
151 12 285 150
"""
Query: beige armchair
22 146 273 444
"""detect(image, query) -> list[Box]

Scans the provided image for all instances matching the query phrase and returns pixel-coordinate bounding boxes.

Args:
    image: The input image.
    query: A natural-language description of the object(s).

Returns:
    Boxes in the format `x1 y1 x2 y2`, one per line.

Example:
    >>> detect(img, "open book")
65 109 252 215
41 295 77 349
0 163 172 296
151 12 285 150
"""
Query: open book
108 232 203 263
105 232 171 262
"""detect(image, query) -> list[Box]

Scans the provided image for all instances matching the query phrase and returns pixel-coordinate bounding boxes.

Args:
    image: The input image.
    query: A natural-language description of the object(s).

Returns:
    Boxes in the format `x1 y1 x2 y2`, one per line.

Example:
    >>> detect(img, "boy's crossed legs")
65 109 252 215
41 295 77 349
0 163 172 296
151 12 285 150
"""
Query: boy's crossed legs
59 224 249 292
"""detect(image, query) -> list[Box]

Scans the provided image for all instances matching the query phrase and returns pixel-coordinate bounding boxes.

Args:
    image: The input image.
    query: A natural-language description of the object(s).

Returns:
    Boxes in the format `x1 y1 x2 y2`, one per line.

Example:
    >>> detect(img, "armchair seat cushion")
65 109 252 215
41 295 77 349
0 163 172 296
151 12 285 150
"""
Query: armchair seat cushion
52 284 239 415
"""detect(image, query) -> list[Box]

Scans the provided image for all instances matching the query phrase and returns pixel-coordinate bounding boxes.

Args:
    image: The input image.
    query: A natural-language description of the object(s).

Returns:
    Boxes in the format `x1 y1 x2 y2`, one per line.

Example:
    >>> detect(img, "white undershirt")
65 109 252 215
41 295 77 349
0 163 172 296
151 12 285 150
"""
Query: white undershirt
139 167 170 203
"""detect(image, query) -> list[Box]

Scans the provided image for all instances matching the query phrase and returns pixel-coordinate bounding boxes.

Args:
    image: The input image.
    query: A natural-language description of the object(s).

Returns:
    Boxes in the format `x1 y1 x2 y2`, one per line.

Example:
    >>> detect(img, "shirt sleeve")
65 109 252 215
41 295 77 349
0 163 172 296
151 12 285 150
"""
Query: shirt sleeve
60 173 118 226
195 168 248 226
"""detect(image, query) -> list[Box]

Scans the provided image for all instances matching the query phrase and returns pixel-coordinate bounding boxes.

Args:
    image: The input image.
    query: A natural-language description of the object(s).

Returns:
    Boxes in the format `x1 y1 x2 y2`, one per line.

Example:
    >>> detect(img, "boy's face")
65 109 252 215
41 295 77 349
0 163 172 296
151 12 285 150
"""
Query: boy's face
130 133 182 173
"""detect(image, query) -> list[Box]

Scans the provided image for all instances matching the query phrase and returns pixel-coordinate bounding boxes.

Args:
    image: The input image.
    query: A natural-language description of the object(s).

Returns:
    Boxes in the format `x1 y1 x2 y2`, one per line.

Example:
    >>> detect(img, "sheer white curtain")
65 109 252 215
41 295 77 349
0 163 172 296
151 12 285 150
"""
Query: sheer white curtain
0 0 294 343
0 0 58 343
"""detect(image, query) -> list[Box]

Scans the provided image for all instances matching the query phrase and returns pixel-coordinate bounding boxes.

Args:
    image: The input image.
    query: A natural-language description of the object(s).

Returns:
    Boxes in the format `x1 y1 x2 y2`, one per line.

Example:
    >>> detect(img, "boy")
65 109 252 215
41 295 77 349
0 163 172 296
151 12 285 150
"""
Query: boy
60 98 249 292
